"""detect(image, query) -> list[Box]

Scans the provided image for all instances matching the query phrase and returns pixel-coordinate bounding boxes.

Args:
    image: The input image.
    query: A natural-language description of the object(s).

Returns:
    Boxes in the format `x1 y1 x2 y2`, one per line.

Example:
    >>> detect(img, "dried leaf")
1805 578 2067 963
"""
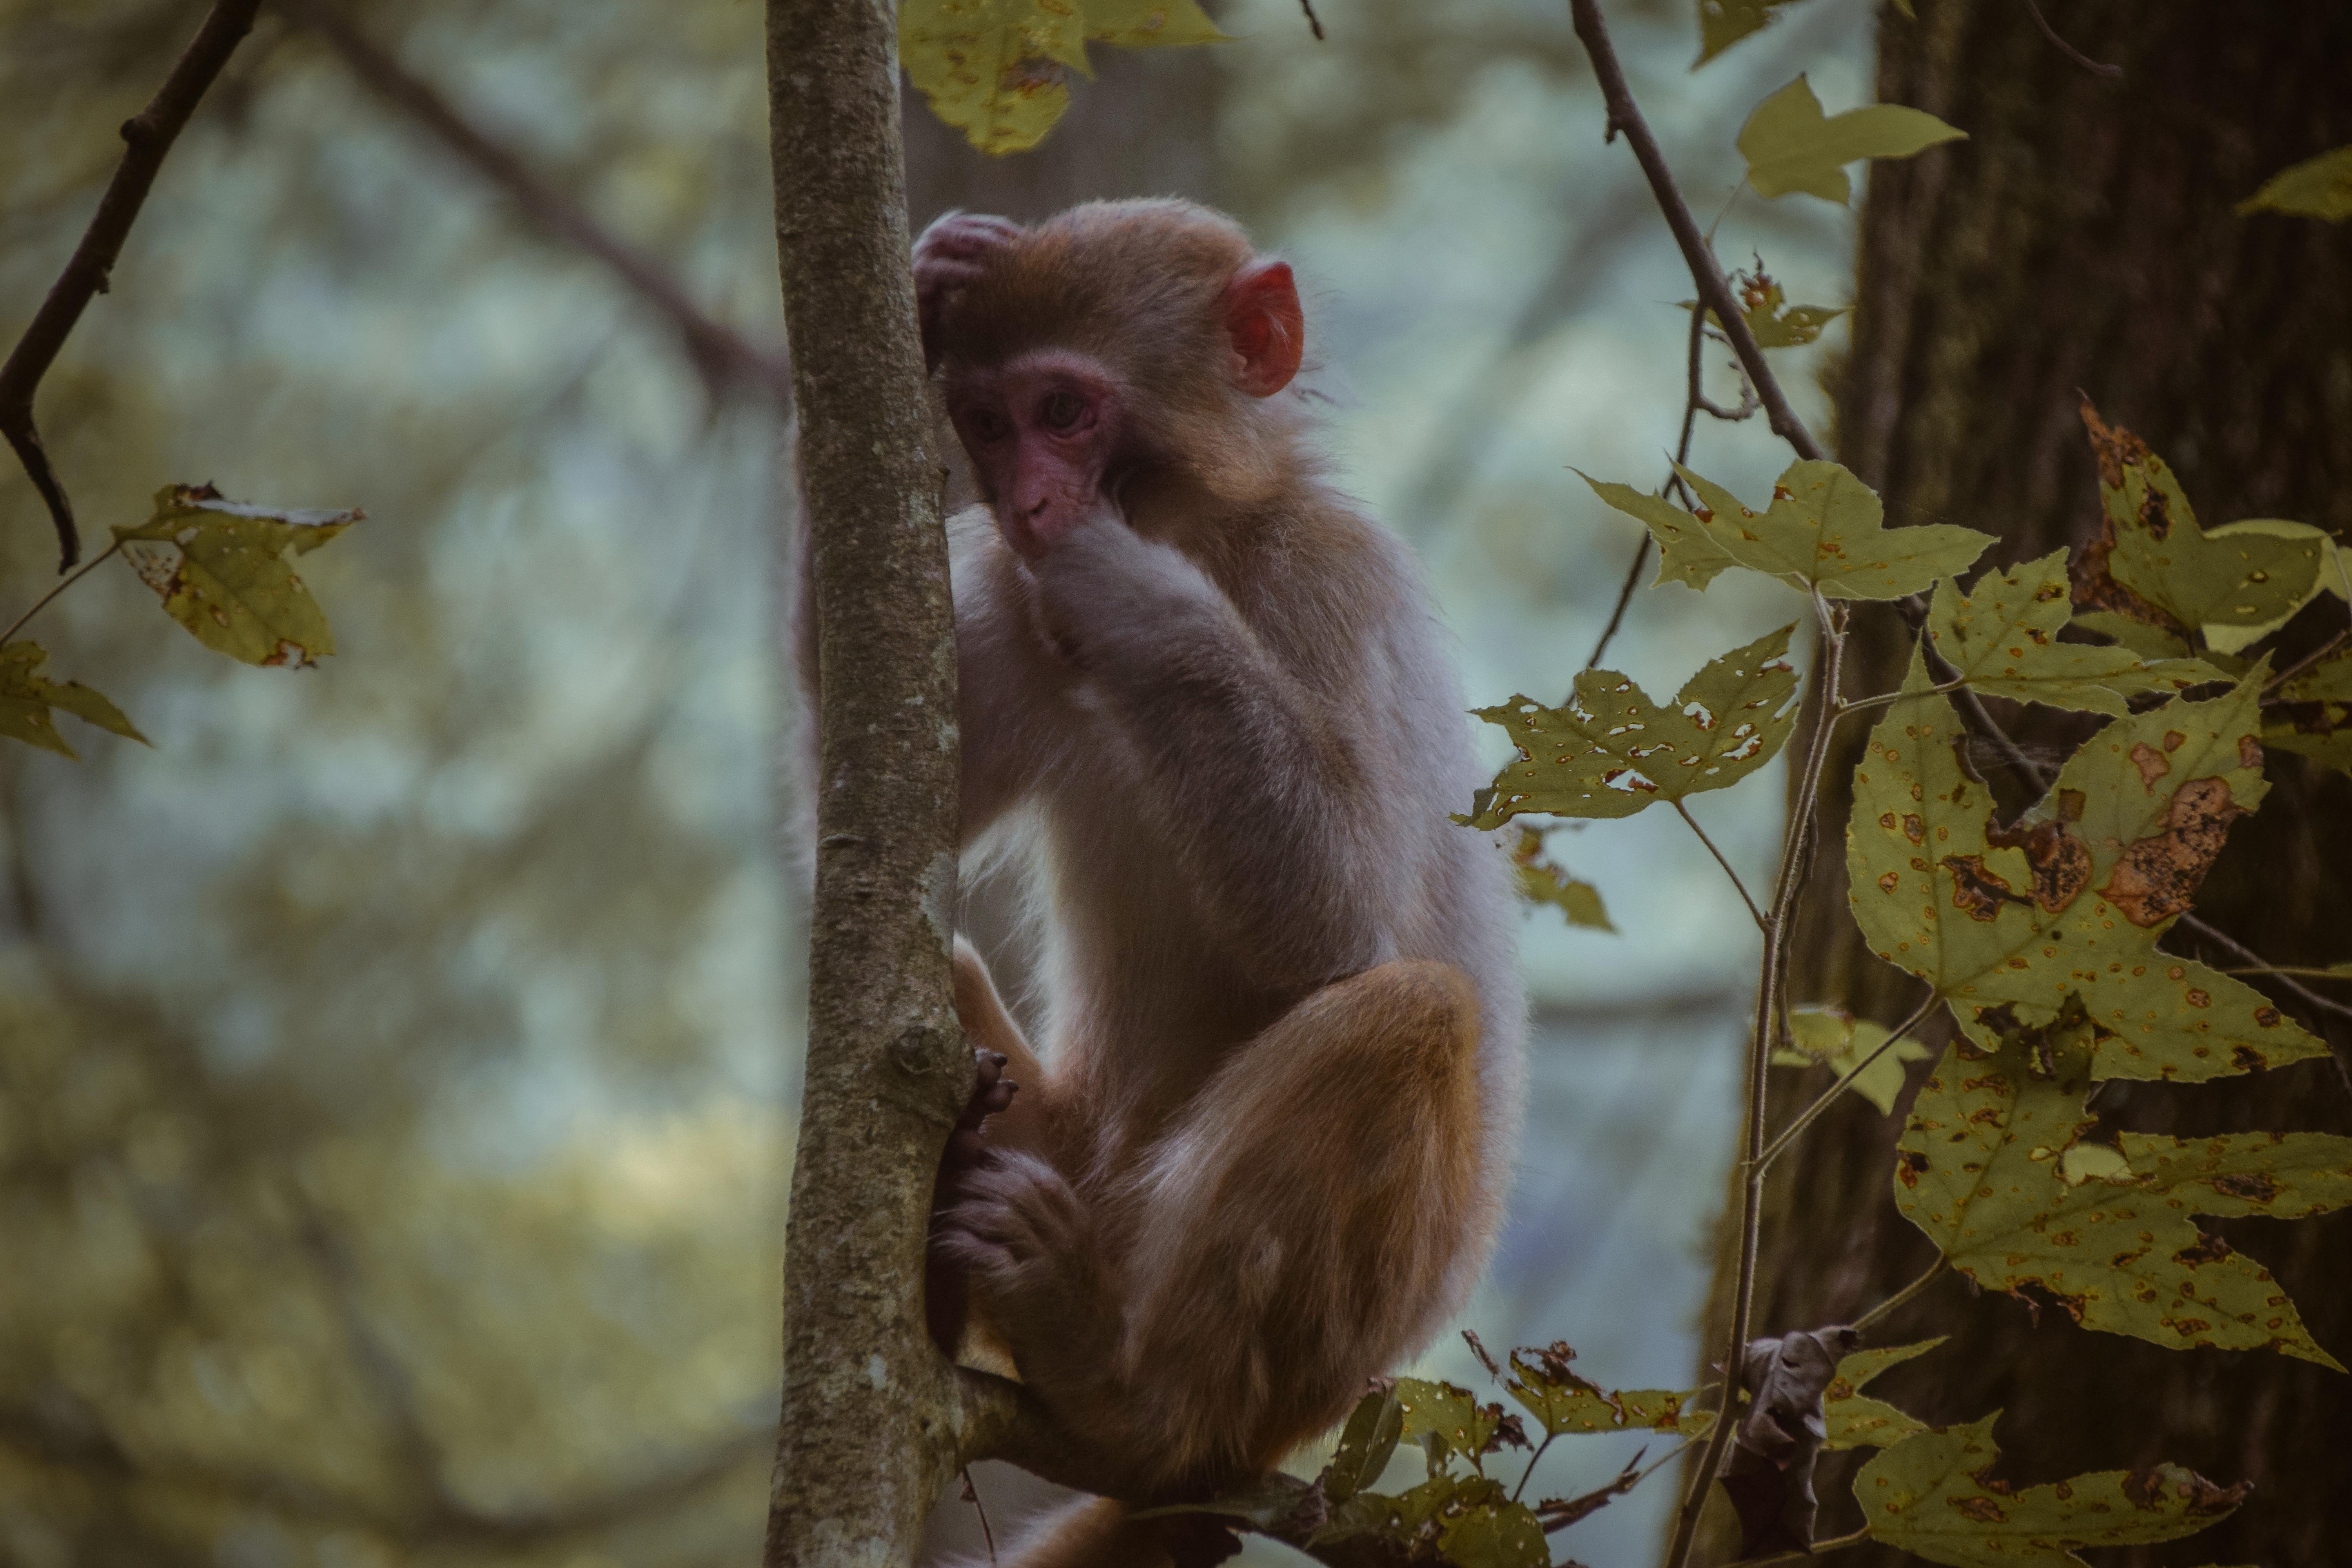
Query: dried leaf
1894 1009 2352 1367
1855 1416 2247 1566
1847 647 2328 1082
113 483 359 668
1738 75 1967 203
1720 1327 1859 1557
1772 1005 1930 1114
1926 550 2224 715
1673 459 1991 600
1823 1337 1944 1450
0 642 148 759
1510 827 1615 931
1462 625 1799 827
2237 144 2352 221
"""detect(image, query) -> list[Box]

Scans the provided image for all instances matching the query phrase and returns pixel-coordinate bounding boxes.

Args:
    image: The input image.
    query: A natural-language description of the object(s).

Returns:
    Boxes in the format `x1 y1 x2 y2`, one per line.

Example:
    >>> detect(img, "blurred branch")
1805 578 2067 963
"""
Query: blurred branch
0 0 265 572
272 0 793 405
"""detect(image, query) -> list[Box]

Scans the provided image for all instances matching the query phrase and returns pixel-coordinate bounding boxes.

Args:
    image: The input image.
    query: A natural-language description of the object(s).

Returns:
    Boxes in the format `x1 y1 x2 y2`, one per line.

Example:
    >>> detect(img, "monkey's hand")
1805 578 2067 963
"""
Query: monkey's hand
913 211 1023 368
1023 508 1225 671
934 1152 1116 1393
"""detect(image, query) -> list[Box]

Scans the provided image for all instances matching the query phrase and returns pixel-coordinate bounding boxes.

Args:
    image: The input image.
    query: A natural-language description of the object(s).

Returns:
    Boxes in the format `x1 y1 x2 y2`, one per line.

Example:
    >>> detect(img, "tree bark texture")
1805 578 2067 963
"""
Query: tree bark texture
1703 4 2352 1563
762 2 967 1563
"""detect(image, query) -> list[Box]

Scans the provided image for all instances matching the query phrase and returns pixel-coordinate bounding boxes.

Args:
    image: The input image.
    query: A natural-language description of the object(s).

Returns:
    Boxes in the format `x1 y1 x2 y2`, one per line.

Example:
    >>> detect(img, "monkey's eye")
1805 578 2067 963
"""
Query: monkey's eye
1038 390 1089 433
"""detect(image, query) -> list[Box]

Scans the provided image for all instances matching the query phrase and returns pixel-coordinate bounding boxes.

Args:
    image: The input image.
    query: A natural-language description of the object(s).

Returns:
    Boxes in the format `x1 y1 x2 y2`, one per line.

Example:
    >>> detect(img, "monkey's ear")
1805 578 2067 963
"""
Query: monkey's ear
1221 260 1304 397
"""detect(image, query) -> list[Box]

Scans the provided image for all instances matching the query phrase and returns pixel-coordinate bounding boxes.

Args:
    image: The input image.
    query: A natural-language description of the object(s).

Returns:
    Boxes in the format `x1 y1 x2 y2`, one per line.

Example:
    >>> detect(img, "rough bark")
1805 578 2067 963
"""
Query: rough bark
761 1 968 1563
1699 4 2352 1563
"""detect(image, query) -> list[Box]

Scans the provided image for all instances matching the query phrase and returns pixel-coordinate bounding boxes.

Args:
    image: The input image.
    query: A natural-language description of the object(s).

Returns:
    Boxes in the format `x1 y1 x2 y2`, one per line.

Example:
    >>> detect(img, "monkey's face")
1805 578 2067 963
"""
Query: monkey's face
946 350 1127 560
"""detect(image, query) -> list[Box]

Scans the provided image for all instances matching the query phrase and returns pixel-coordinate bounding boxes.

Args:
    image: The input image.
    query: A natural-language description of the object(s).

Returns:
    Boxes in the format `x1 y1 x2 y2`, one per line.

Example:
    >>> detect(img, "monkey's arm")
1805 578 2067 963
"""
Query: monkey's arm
950 508 1071 843
1033 514 1394 987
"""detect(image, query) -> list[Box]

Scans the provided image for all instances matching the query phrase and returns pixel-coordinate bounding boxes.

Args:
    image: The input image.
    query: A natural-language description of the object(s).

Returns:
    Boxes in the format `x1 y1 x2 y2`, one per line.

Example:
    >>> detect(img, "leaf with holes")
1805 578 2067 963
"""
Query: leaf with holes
1926 550 2225 715
900 0 1222 154
1772 1005 1930 1114
1462 624 1799 827
1323 1387 1405 1503
1503 1344 1714 1437
1578 470 1743 591
1894 1009 2351 1366
1823 1338 1943 1450
113 484 359 668
1846 647 2326 1081
2238 144 2352 221
1738 75 1967 203
1510 827 1615 931
1855 1416 2246 1566
1674 460 1991 600
0 642 147 759
1688 276 1849 347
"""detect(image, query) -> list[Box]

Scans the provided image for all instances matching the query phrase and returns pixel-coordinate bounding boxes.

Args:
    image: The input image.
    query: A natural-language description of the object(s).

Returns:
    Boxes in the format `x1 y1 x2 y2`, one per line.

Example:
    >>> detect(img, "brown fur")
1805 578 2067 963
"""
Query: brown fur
863 201 1523 1564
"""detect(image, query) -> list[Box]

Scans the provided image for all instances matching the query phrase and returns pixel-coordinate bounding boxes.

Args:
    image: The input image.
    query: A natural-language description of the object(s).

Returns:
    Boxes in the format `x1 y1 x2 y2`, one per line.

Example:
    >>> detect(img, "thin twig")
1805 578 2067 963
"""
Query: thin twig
1296 0 1326 40
1513 1432 1557 1503
1834 679 1960 718
2019 0 2122 77
1586 271 1710 671
1755 986 1938 1171
1739 1525 1872 1566
0 0 265 570
0 539 119 646
1659 596 1847 1568
2225 966 2352 982
961 1467 998 1565
274 0 792 403
1584 537 1651 669
1676 800 1766 933
1852 1258 1947 1335
1566 0 1826 464
2264 624 2349 694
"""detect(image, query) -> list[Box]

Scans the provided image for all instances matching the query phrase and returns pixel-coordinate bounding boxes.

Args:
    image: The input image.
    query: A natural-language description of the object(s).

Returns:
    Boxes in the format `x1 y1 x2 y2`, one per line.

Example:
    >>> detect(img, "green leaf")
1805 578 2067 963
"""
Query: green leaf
1440 1498 1550 1568
1847 650 2328 1082
1503 1345 1715 1438
1462 625 1799 827
1895 1010 2352 1367
899 0 1222 155
1578 470 1742 590
1738 75 1967 203
1822 1337 1943 1450
1674 459 1991 600
1694 0 1806 66
1855 1416 2246 1566
114 483 359 668
0 642 149 759
1771 1005 1929 1115
2266 645 2352 779
1925 550 2225 715
1510 827 1615 931
1392 1377 1502 1472
2238 144 2352 221
1325 1387 1405 1503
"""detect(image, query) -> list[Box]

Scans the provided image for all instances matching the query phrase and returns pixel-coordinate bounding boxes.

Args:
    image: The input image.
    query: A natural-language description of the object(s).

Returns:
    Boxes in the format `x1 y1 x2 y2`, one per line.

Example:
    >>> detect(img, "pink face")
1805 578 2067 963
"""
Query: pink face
946 352 1124 560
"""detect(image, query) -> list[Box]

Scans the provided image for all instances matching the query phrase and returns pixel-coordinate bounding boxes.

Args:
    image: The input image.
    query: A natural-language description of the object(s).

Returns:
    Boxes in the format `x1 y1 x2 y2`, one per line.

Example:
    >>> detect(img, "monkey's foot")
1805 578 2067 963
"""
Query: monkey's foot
933 1150 1104 1364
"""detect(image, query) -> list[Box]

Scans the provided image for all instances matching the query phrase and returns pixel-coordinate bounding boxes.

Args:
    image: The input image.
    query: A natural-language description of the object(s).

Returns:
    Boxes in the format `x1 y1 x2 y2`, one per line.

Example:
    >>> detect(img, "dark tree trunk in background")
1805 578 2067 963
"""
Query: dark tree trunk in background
1704 4 2352 1563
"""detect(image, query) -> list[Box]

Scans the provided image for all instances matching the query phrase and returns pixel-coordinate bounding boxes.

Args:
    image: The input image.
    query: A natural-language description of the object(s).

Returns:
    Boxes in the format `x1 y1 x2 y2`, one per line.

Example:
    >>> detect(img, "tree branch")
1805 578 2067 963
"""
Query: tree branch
0 0 264 571
761 0 966 1563
1565 0 1825 464
273 0 792 405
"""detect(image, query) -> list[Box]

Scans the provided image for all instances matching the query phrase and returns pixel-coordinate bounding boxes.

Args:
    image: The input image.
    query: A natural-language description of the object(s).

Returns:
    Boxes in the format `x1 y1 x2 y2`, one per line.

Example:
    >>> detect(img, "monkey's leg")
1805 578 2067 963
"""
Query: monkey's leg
930 940 1055 1354
950 960 1488 1495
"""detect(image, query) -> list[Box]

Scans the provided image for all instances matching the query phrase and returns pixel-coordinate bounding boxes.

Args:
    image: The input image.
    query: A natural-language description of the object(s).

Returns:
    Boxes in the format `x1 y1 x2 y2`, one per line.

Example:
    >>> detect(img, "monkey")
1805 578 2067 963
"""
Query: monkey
802 198 1526 1568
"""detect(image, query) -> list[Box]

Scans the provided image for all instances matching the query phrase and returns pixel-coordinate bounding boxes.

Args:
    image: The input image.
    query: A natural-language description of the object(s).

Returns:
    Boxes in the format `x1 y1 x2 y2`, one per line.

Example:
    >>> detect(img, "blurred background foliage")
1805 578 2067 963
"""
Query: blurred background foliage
0 0 1885 1561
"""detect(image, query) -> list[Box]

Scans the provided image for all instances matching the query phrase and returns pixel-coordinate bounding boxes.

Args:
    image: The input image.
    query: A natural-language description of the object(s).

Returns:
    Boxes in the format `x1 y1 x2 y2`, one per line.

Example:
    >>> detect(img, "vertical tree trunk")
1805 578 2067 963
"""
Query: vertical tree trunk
1709 3 2352 1562
762 1 967 1563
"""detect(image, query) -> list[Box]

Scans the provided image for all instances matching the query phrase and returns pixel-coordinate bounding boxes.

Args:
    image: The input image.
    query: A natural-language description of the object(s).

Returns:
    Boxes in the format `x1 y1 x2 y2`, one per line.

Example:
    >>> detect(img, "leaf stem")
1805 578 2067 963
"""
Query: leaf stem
1739 1525 1872 1566
1513 1432 1556 1503
1852 1258 1948 1335
2223 965 2352 982
1834 678 1962 718
1675 799 1766 933
1754 986 1938 1171
0 539 120 646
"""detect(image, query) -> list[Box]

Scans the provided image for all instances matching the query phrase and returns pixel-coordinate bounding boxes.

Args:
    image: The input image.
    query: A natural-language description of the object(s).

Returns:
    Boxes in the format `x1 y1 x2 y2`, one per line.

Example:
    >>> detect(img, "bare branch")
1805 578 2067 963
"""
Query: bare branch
0 0 265 570
274 0 792 405
2020 0 2122 77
